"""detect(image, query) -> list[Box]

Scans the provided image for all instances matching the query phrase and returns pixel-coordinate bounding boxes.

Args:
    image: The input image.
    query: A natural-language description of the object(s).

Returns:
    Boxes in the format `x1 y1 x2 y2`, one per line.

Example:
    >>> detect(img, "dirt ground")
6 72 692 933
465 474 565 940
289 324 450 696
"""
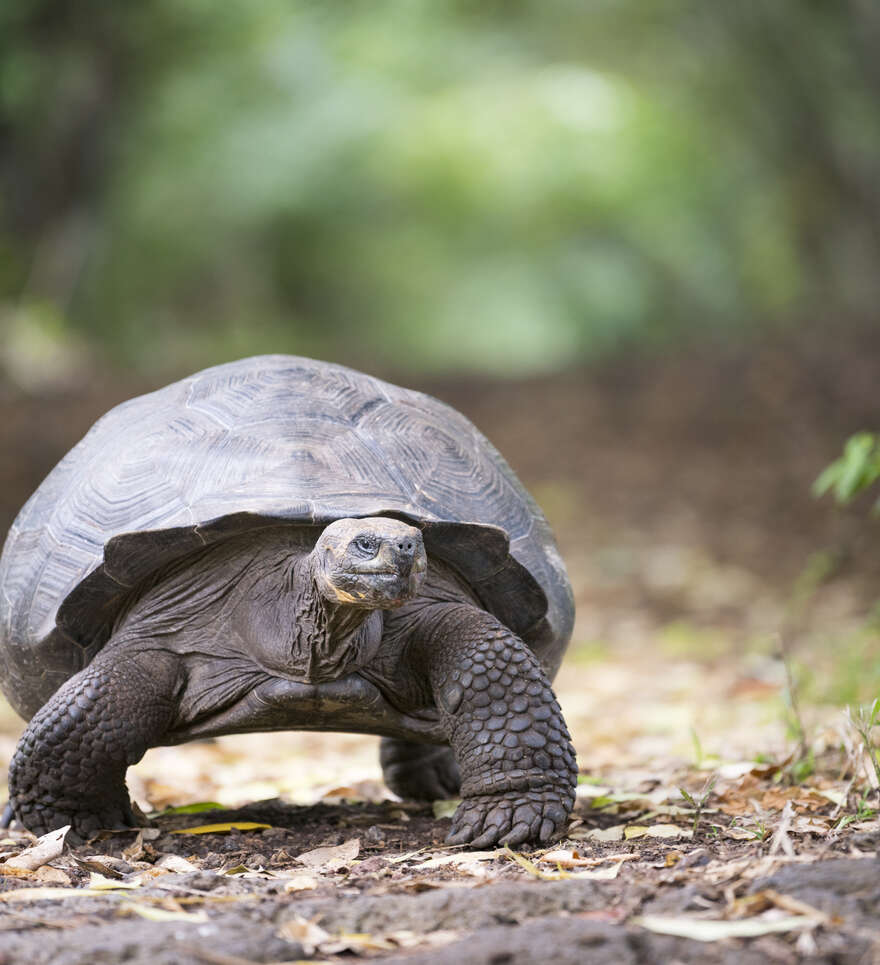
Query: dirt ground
2 328 880 963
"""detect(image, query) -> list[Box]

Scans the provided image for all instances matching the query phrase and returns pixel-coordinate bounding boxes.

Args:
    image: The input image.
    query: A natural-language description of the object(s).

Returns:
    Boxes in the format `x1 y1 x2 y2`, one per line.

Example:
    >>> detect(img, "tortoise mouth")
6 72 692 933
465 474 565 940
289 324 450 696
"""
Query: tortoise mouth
320 573 424 608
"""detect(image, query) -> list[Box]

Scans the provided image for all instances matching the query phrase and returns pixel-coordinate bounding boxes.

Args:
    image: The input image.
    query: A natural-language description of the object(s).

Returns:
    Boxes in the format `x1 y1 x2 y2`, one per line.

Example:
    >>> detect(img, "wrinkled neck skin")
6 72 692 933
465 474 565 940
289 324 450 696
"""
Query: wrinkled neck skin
253 551 381 684
110 527 388 690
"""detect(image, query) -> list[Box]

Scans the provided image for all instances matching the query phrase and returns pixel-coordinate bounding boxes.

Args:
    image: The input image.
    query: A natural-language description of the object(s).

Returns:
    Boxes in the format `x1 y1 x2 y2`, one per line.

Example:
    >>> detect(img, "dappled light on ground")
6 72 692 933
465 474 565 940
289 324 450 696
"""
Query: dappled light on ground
2 340 880 961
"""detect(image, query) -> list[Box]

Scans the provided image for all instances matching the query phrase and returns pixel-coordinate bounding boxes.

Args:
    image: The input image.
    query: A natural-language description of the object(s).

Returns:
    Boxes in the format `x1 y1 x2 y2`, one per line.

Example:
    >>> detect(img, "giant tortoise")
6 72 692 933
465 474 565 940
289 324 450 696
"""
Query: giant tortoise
0 355 577 846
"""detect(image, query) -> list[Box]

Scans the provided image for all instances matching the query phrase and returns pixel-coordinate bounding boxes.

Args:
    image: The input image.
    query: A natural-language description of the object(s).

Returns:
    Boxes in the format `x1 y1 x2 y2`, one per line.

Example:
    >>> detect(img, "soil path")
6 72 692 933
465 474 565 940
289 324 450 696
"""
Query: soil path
2 331 880 963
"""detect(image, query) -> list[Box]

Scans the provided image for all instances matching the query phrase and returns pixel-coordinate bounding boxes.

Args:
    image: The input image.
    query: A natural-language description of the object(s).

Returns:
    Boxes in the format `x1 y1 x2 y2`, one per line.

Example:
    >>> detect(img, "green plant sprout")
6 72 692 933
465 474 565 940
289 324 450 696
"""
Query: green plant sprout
678 775 717 835
846 697 880 792
747 821 770 842
813 432 880 511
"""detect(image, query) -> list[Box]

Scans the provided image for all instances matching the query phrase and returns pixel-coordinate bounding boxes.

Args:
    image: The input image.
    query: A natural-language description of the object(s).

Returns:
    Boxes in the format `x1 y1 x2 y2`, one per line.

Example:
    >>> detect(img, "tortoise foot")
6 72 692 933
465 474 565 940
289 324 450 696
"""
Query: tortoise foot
11 793 140 844
380 738 461 801
446 787 570 849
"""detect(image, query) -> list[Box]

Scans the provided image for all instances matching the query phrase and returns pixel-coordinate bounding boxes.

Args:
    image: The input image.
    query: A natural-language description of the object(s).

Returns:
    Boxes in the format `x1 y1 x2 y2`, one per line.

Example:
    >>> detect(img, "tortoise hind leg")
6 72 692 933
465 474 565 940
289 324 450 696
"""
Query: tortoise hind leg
8 644 180 841
379 738 460 801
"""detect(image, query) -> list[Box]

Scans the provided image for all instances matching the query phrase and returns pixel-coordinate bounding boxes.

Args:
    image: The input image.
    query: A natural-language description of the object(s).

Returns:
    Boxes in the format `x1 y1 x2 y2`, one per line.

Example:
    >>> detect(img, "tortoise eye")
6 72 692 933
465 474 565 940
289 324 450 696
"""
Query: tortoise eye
353 536 376 556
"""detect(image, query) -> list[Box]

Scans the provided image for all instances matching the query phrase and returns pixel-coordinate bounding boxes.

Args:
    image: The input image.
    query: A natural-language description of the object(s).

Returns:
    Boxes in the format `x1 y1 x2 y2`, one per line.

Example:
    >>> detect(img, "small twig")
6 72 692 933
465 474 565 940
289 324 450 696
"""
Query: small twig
768 801 795 857
830 771 858 822
776 631 808 765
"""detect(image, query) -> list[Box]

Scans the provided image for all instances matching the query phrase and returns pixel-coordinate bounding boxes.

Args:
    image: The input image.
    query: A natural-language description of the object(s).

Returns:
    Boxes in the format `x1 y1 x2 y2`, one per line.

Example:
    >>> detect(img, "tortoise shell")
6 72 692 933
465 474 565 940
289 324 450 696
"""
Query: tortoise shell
0 356 574 720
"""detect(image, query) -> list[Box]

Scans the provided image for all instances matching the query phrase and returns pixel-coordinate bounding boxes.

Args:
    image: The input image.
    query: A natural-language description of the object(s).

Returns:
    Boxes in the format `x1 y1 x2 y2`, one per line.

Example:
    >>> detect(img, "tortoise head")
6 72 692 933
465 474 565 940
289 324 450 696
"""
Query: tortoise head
312 517 427 609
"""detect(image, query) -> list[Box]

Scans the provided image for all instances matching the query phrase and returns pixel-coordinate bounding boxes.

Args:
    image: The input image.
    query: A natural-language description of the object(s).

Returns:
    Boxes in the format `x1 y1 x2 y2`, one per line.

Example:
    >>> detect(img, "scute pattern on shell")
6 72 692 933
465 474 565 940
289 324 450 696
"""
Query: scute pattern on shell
0 356 573 720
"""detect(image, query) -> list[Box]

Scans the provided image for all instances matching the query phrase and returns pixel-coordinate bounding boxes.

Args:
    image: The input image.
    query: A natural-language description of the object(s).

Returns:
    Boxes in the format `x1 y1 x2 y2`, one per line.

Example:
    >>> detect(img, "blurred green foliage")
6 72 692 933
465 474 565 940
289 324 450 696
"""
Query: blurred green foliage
814 433 880 513
1 0 879 379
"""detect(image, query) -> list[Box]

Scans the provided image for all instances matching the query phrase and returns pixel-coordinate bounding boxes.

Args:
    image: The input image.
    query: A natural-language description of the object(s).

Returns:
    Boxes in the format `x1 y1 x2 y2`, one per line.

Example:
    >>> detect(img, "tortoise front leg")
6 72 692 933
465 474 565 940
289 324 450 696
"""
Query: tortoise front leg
408 604 577 848
8 645 180 841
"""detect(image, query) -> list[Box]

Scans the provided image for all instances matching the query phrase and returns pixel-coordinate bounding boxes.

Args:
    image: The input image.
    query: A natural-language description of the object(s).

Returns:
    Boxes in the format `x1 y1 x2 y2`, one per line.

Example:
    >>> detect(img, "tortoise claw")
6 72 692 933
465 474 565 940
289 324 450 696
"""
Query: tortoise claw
445 788 570 849
445 824 477 846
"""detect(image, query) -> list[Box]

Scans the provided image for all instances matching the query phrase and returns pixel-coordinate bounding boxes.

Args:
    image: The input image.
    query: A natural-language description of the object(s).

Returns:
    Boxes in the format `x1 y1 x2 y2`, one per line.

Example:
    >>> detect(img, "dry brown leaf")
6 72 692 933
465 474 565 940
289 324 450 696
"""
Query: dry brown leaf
749 756 792 778
851 819 880 832
33 866 70 885
120 900 208 923
760 787 830 813
574 824 626 842
625 824 692 841
155 853 200 873
319 785 366 802
716 761 766 779
387 848 431 864
538 849 638 869
86 854 133 876
415 849 503 870
538 848 588 866
88 872 140 890
727 888 830 924
384 929 460 950
128 866 169 885
717 774 762 816
561 861 626 881
724 827 760 841
647 824 693 840
318 778 388 803
280 923 461 957
3 826 68 871
788 816 832 835
74 856 125 879
296 837 360 872
122 830 148 863
278 915 332 954
761 889 832 923
320 929 459 955
282 873 320 893
506 847 626 881
726 891 775 919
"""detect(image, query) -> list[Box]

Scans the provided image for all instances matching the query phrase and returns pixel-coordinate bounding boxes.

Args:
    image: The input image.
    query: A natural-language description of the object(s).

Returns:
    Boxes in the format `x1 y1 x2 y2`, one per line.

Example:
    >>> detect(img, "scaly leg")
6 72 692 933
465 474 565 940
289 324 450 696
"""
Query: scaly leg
8 644 180 841
403 603 577 847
